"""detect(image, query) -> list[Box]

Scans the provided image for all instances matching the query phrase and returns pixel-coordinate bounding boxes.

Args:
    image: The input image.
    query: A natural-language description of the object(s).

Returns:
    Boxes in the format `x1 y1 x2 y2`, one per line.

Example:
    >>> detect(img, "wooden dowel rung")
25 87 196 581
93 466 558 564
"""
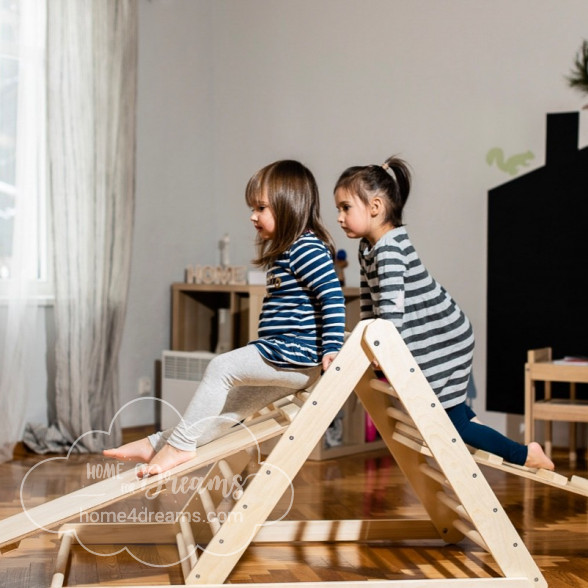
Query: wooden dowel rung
436 490 472 524
179 515 198 568
199 488 221 534
386 406 414 427
453 519 489 552
278 402 300 423
217 459 234 481
243 411 280 428
395 421 424 442
293 390 310 404
176 530 191 580
218 459 244 500
392 431 432 456
419 462 450 489
50 531 74 588
370 378 399 398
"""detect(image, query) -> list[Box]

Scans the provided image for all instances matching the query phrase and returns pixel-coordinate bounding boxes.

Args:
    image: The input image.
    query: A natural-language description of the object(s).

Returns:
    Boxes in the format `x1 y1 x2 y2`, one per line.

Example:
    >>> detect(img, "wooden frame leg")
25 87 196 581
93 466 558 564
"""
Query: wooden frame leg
524 364 534 445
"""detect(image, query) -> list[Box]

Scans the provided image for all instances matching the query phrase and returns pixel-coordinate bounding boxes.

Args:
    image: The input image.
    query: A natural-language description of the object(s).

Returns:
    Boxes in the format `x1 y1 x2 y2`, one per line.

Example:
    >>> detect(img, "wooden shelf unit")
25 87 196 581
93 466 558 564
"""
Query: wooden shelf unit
171 282 267 351
170 282 385 459
171 282 363 351
524 347 588 463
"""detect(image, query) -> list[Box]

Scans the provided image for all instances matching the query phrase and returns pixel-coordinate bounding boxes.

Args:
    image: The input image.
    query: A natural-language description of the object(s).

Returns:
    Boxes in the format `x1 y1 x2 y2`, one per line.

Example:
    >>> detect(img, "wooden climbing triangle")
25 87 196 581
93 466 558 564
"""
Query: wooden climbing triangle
1 318 587 587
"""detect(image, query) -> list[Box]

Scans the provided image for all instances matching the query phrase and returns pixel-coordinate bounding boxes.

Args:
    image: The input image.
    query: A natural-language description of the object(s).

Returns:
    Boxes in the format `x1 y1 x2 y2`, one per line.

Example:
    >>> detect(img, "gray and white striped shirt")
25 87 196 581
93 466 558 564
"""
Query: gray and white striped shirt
359 227 474 408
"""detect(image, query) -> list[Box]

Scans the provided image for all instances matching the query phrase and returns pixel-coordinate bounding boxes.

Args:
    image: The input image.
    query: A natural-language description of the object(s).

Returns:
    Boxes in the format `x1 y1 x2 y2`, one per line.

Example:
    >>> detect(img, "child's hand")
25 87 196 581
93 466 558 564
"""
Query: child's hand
322 352 337 371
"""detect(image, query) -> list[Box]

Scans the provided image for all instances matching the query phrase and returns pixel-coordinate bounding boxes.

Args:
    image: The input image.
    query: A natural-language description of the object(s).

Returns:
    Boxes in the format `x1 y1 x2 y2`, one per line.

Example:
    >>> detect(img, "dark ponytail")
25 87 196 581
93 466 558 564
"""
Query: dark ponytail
334 156 411 226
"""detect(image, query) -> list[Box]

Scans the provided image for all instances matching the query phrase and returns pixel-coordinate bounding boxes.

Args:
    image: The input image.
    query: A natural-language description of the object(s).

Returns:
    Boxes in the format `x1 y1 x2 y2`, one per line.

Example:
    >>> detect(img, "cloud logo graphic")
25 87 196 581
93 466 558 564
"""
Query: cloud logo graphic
17 396 296 568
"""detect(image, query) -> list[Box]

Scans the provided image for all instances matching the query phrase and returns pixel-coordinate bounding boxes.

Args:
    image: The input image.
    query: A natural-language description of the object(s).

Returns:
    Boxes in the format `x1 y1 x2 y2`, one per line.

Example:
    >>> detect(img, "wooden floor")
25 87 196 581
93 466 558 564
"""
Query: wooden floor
1 429 587 587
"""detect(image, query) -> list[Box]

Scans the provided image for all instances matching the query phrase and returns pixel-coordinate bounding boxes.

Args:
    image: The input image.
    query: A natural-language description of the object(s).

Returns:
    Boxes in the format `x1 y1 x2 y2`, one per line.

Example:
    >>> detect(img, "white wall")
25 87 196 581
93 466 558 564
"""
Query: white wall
16 0 588 442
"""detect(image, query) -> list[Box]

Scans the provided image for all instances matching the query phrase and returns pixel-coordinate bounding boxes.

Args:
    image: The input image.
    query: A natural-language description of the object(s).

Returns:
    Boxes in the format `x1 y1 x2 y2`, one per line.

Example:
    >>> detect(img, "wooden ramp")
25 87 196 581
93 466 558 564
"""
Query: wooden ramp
367 378 588 498
2 318 585 587
0 400 298 550
472 449 588 497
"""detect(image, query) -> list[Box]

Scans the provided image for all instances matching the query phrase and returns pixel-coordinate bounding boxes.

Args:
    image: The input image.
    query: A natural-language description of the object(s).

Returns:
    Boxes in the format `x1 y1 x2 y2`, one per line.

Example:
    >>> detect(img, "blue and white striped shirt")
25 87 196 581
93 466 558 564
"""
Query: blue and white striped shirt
251 232 346 368
359 227 475 408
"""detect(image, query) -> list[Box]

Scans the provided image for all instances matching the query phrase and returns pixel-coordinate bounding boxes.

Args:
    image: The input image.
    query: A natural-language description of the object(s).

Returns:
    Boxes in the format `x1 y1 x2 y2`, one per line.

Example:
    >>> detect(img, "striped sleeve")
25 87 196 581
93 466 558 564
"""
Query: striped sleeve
289 239 346 356
358 243 375 321
372 243 406 330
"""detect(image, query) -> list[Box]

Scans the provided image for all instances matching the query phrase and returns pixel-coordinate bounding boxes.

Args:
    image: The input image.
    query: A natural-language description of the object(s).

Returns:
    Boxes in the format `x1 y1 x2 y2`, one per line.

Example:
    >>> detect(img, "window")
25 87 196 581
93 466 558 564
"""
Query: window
0 0 49 297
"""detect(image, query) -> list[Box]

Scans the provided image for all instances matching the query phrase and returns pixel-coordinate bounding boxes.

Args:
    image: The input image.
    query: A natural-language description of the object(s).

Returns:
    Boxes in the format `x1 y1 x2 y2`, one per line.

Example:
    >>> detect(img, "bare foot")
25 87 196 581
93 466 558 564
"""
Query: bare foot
525 441 555 471
103 438 156 463
137 443 196 478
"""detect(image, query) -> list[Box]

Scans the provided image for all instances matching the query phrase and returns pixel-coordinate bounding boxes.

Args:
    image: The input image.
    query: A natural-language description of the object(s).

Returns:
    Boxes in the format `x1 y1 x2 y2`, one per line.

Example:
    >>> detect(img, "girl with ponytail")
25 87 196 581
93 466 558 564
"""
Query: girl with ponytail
334 156 553 470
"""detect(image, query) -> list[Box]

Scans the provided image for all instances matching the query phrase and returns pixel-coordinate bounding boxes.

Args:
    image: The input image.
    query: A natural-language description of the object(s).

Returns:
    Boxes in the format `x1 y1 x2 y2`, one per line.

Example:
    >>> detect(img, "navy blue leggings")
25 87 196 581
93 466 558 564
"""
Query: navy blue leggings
446 402 528 466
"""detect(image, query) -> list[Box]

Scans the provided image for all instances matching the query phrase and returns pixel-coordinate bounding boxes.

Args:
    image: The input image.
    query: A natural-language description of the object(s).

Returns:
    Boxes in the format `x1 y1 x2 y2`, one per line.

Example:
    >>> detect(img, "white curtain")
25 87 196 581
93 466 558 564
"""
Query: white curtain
0 0 47 462
23 0 138 454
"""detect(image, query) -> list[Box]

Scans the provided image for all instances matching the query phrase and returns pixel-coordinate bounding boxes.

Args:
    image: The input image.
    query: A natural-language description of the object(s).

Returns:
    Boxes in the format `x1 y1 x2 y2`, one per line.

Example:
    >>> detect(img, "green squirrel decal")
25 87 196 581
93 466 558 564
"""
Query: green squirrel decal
486 148 534 176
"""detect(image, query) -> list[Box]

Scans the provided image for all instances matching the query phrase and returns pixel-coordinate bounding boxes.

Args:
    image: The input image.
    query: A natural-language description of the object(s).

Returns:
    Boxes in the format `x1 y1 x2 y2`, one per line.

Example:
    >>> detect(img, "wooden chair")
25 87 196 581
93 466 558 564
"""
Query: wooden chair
525 347 588 463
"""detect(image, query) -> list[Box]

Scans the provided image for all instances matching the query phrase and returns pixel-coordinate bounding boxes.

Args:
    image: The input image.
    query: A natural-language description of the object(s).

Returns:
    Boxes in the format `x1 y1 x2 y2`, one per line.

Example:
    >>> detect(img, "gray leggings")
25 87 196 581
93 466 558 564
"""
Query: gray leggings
149 344 321 452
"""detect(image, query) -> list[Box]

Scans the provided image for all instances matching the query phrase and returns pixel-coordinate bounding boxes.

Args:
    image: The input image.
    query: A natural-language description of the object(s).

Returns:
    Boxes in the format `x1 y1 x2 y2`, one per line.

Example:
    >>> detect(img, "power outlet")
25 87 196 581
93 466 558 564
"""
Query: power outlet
138 376 152 397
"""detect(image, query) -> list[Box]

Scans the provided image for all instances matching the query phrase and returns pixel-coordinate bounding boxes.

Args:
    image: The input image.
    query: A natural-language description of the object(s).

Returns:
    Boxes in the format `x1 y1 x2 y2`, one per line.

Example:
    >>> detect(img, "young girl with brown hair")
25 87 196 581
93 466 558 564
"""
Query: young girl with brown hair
105 160 345 476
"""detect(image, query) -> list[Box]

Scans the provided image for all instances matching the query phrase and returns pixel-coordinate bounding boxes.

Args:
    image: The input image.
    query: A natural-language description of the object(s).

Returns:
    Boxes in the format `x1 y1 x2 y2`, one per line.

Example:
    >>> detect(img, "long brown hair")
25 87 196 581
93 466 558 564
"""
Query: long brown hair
246 160 335 268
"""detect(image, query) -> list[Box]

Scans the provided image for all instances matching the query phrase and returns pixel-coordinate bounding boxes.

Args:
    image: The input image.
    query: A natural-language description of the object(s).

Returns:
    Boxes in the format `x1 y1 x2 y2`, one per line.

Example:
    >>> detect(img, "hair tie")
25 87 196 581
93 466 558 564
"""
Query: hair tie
381 162 396 182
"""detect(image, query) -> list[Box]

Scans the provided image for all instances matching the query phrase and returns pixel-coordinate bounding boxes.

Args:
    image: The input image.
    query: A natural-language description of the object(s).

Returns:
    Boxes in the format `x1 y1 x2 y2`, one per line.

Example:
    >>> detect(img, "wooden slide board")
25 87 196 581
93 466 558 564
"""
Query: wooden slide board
0 405 295 550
